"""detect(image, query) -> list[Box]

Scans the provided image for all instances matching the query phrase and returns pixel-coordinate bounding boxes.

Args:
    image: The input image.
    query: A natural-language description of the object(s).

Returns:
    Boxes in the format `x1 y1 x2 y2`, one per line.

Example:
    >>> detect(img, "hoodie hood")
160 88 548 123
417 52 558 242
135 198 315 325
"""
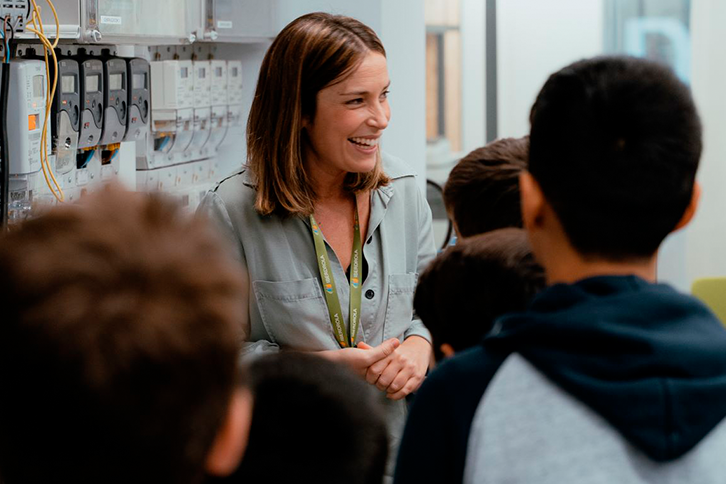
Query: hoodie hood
484 275 726 462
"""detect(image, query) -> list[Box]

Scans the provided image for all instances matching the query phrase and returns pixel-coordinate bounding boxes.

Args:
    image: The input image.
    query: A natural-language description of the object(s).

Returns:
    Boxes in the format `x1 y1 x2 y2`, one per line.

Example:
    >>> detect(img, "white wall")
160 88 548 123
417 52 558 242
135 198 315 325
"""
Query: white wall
275 0 427 188
677 0 726 287
497 0 604 138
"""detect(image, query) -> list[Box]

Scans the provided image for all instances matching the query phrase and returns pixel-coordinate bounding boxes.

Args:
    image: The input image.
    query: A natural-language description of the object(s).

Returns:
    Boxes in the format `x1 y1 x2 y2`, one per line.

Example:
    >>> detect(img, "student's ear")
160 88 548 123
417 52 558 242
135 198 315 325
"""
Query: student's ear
439 343 456 359
205 388 254 477
519 171 546 231
672 182 701 232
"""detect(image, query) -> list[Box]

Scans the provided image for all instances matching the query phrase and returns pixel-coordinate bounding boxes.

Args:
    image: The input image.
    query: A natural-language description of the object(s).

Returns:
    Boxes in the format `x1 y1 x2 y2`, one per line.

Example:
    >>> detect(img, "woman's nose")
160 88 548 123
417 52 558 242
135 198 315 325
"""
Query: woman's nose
367 102 390 130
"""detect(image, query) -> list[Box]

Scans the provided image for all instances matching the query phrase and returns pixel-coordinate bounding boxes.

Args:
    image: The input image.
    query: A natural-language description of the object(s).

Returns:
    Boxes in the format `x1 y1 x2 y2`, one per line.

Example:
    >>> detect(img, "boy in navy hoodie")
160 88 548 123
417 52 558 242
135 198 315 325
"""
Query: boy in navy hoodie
395 56 726 484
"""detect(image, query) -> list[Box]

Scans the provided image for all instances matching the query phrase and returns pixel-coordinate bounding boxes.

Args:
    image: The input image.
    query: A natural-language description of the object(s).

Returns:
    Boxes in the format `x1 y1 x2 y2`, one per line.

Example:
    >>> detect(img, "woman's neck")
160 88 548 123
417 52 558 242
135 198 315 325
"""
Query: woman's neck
306 160 348 202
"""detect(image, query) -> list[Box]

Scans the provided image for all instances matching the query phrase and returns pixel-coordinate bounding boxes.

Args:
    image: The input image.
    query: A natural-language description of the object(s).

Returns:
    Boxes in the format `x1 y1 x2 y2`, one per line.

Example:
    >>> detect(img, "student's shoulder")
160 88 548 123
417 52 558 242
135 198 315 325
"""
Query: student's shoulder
417 345 507 407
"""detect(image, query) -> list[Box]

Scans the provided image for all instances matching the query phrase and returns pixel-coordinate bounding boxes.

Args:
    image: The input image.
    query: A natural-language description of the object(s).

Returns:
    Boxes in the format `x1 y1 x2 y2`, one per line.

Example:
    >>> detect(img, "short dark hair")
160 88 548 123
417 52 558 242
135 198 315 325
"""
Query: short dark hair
528 56 702 259
217 353 388 484
443 137 528 238
0 187 246 484
414 228 545 361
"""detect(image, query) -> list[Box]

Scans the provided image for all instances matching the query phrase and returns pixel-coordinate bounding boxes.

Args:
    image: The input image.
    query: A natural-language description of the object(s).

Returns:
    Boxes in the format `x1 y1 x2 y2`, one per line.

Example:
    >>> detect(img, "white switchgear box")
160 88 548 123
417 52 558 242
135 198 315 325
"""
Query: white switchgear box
150 60 195 158
151 60 194 111
193 61 212 108
190 60 212 152
209 60 228 107
207 60 229 150
7 60 51 175
227 60 243 105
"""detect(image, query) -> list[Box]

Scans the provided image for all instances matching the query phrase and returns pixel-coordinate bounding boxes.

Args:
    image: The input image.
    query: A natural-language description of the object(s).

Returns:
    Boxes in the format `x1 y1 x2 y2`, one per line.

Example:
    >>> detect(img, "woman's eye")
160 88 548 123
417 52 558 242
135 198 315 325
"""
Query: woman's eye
380 90 390 99
346 98 364 105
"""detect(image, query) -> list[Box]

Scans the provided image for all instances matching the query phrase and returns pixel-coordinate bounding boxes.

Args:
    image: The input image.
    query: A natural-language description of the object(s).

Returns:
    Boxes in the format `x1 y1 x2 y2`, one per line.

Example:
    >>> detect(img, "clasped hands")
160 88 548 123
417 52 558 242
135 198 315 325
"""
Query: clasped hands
321 336 431 400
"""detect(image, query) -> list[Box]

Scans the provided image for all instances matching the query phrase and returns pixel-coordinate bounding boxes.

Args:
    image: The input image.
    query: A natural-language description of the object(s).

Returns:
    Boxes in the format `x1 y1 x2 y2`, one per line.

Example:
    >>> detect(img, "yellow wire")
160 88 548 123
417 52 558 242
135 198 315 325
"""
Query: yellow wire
27 0 64 202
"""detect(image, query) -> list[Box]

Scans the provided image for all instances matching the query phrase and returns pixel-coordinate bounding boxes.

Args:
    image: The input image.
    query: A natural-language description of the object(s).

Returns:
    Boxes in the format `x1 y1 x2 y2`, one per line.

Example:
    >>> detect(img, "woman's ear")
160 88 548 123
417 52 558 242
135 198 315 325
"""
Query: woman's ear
519 171 546 232
205 388 254 477
673 182 701 232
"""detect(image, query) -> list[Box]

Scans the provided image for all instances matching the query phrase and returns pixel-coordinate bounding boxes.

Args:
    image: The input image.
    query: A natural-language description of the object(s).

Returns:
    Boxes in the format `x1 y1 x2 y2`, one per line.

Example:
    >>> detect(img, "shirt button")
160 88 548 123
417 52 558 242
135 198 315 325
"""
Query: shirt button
365 289 375 300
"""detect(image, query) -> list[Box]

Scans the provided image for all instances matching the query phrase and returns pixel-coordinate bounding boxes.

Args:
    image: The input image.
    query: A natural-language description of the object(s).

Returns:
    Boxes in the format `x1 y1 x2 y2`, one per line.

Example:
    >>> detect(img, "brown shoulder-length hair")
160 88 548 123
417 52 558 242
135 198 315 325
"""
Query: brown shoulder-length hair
247 12 391 217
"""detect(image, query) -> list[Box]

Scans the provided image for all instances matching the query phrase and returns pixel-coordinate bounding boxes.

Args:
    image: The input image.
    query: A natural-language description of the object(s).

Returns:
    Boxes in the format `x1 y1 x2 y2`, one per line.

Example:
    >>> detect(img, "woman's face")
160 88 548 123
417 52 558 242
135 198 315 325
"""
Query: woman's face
303 52 391 178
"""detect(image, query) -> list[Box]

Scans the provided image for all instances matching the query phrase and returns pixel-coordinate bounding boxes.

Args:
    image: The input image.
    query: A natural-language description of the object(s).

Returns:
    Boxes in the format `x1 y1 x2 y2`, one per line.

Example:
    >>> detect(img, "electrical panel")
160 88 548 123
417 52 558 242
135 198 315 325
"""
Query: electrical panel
7 60 50 175
5 0 277 221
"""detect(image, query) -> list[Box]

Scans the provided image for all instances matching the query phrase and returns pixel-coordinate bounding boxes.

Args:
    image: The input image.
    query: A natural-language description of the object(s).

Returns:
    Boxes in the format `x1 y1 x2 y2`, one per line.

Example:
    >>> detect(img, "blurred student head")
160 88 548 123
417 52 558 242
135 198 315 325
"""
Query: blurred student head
0 187 252 484
444 137 528 238
414 228 545 361
524 56 702 266
214 352 389 484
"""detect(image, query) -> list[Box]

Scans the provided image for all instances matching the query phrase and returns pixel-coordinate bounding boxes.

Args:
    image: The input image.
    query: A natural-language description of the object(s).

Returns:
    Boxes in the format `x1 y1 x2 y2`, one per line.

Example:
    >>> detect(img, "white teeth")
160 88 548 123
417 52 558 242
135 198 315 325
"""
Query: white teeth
349 137 379 147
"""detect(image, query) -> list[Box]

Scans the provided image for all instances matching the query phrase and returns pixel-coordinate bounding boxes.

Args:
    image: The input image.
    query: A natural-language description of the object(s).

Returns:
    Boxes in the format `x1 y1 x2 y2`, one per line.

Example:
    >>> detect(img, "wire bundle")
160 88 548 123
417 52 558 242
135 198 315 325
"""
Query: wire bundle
1 16 14 63
26 0 64 202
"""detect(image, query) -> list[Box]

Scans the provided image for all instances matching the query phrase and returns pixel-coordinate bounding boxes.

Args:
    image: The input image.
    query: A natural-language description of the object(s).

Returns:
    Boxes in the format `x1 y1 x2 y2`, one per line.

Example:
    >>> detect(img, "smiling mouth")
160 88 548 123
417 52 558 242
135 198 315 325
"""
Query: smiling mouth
348 137 379 148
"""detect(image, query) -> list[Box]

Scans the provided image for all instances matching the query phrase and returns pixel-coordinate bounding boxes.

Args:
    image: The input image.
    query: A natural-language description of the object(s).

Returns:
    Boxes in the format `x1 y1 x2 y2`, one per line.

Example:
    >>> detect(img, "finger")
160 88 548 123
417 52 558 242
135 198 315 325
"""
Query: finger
366 354 393 384
363 338 400 366
366 360 390 385
356 342 373 350
376 361 407 392
387 377 423 400
386 367 412 394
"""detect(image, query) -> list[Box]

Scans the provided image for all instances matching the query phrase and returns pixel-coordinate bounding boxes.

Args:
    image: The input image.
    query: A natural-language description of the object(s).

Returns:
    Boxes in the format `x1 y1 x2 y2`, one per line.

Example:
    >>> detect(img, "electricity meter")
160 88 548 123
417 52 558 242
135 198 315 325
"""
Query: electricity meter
123 58 150 142
7 59 50 175
76 58 104 149
51 58 80 174
99 57 128 146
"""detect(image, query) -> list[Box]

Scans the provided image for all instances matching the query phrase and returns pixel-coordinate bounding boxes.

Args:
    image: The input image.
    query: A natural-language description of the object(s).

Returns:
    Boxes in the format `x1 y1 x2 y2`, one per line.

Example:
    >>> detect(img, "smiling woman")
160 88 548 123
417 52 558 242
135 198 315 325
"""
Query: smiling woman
199 12 437 479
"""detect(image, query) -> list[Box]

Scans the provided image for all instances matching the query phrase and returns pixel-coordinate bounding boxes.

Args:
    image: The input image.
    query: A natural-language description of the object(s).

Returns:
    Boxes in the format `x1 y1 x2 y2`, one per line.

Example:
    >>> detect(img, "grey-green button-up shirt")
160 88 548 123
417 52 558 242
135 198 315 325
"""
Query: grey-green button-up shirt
200 152 435 356
199 152 436 468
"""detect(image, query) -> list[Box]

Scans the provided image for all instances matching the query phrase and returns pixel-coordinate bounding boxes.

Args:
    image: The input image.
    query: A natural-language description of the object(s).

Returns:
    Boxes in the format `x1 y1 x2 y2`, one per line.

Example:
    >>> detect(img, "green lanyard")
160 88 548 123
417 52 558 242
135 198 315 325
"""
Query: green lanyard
310 206 363 349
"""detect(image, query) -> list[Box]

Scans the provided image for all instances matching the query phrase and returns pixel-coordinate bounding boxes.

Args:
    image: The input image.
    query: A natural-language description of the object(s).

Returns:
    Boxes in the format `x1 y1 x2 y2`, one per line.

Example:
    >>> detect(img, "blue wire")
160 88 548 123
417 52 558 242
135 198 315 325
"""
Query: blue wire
0 28 6 64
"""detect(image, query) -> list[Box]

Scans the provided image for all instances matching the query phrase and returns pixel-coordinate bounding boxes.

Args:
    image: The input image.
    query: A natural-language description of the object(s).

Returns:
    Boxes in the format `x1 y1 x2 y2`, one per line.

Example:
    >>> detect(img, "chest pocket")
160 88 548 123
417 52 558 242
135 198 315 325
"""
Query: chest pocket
253 277 337 351
383 272 418 340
